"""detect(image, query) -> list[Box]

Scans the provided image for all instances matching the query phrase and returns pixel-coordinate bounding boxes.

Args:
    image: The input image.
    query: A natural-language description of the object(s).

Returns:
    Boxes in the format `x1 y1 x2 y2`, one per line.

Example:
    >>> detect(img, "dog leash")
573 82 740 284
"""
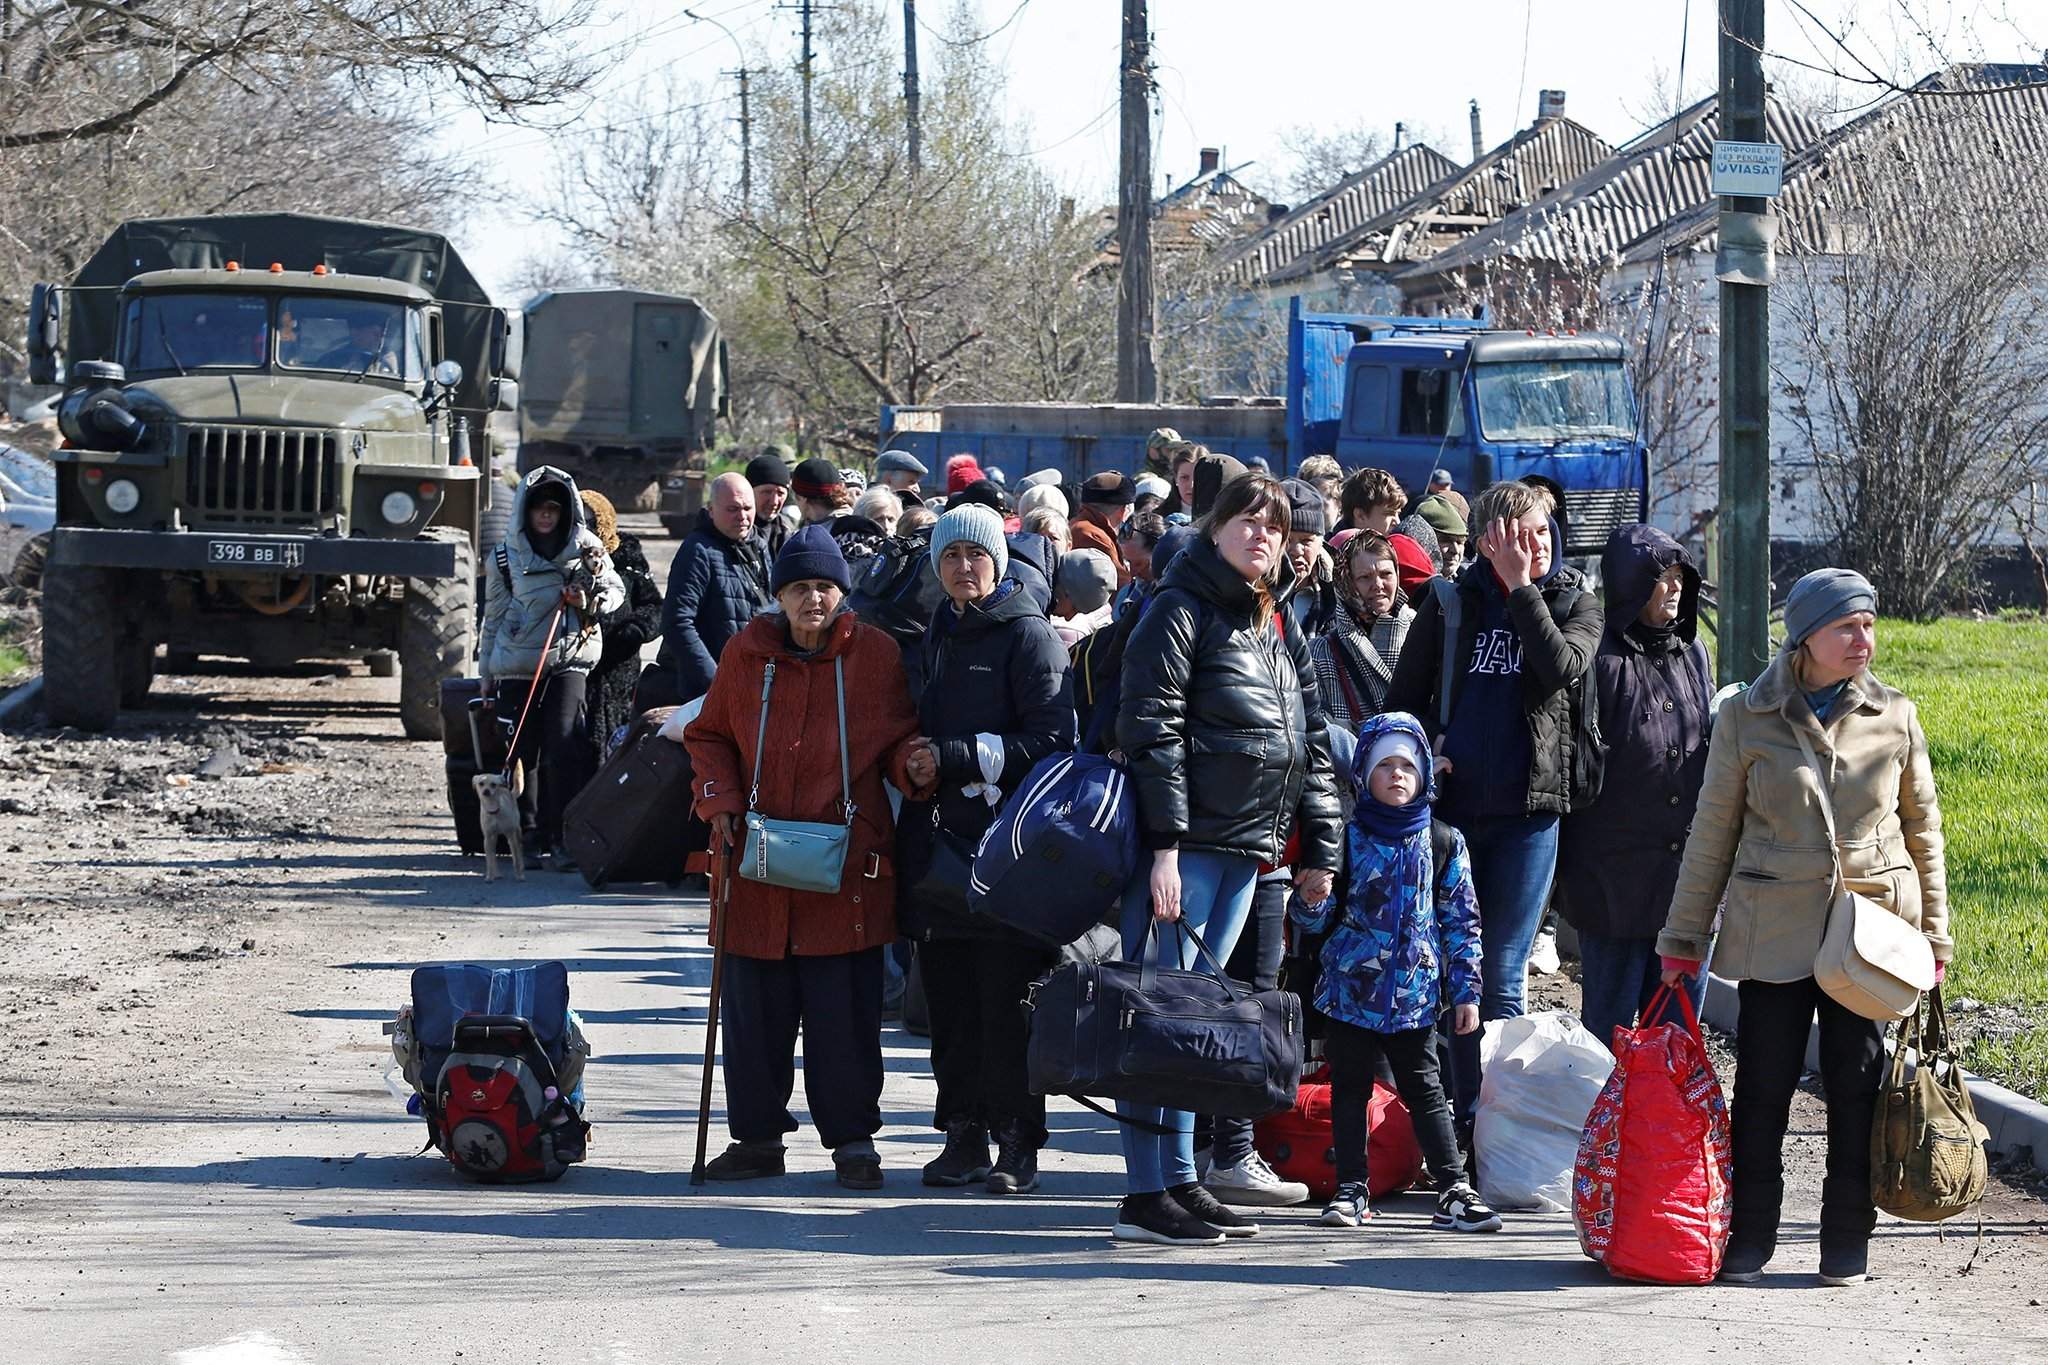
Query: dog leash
499 604 565 779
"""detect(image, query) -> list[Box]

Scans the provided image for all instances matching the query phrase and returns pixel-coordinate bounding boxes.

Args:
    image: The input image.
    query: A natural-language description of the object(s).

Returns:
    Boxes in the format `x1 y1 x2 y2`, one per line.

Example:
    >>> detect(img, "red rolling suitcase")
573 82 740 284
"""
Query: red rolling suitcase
1255 1067 1425 1201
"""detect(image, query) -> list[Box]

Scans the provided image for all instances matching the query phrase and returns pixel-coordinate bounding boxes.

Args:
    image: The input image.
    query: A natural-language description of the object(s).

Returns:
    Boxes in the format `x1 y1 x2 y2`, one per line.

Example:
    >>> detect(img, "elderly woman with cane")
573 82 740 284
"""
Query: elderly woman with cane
684 525 933 1189
1659 568 1950 1287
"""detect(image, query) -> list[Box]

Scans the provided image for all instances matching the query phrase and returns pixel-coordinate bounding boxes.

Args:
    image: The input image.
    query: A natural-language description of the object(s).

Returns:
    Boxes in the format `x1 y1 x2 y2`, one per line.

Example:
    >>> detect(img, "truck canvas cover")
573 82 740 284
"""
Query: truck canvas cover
520 289 724 450
68 213 502 415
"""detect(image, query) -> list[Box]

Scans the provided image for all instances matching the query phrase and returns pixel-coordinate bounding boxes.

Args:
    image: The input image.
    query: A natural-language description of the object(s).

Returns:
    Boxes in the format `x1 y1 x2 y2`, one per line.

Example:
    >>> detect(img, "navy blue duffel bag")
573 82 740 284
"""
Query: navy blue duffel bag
968 751 1136 947
1023 920 1302 1121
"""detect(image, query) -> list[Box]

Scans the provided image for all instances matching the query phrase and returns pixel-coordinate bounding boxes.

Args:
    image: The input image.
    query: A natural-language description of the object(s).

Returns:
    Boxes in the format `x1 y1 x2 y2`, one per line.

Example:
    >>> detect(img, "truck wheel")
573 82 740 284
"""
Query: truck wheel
118 639 155 708
398 528 476 742
41 563 122 731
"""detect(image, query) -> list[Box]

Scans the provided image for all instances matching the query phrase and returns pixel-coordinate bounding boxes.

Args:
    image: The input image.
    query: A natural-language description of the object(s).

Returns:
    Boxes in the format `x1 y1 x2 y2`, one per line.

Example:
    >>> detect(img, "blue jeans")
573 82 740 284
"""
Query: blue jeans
1577 931 1710 1057
1117 849 1259 1194
1445 812 1559 1128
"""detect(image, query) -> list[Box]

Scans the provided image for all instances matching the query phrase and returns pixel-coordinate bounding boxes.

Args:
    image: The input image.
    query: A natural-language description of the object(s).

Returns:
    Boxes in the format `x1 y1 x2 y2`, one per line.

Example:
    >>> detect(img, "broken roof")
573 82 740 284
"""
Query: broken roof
1406 93 1827 282
1221 143 1461 283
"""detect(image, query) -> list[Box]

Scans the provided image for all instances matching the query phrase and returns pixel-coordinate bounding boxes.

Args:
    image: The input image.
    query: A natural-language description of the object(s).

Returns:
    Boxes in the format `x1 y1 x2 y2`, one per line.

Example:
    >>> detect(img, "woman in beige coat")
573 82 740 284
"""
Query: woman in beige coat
1658 568 1948 1287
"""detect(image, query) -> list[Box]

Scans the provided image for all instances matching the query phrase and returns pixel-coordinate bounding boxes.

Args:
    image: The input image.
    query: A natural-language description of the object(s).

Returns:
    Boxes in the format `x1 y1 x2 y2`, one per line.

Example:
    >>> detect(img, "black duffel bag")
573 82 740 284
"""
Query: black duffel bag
1024 920 1301 1121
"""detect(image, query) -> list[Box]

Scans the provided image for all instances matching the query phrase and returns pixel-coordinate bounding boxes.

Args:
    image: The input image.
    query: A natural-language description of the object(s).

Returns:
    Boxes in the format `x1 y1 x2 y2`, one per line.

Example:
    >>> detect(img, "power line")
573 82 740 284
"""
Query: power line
916 0 1031 47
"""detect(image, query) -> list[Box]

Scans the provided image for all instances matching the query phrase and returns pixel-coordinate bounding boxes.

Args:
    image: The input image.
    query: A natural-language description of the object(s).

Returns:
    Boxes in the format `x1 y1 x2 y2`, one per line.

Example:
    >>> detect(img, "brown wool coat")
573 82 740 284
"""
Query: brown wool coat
685 611 931 959
1657 649 1950 982
1069 511 1132 586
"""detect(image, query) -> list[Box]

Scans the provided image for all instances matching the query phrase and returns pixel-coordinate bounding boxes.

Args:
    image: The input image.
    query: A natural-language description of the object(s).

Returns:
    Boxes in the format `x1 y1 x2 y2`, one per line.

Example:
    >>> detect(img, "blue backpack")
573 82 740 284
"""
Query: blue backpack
969 752 1138 946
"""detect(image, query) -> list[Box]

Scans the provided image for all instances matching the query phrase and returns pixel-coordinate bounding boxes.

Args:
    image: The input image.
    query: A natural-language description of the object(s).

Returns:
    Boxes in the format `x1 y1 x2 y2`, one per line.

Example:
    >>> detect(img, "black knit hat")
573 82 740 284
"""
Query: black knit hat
1080 471 1137 506
745 452 792 488
771 523 852 594
1281 478 1327 538
791 457 845 500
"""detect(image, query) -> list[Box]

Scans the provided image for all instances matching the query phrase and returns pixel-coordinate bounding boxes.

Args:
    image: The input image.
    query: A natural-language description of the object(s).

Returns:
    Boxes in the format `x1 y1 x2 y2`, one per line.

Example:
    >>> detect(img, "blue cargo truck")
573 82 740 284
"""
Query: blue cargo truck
879 298 1649 556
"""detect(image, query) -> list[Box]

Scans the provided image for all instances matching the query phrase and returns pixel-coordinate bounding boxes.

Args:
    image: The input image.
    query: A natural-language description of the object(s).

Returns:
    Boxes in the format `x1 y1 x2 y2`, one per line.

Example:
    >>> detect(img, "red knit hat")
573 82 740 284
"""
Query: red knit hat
945 453 985 495
1388 532 1437 599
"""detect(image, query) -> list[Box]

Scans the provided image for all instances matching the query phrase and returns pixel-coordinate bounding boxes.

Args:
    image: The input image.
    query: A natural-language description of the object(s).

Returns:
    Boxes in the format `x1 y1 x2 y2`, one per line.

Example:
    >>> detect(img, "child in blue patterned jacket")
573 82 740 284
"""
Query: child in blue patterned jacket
1290 711 1502 1232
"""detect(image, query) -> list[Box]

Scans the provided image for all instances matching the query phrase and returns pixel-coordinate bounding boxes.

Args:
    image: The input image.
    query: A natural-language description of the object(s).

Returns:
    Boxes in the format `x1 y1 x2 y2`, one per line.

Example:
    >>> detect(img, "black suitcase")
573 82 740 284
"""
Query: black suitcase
441 677 484 757
447 753 485 855
561 707 704 889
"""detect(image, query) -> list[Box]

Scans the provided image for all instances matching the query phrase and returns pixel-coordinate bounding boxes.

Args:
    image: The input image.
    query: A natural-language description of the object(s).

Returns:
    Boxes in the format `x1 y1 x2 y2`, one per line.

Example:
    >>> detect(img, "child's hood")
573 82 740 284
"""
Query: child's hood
1350 710 1436 806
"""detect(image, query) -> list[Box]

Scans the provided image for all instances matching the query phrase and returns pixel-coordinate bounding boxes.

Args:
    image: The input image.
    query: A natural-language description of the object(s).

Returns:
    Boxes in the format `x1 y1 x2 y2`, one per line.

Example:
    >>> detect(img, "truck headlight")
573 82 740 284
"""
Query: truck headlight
380 490 418 525
104 478 141 514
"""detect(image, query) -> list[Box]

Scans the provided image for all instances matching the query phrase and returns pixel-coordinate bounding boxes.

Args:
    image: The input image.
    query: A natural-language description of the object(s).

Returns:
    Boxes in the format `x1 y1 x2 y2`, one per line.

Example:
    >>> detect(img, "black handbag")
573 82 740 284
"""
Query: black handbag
901 803 983 920
1024 920 1301 1121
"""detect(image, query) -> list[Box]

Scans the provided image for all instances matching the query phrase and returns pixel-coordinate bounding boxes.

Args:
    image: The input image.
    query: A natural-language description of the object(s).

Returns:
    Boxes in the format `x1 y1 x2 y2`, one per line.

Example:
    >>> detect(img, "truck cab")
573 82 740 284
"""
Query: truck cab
1332 329 1648 556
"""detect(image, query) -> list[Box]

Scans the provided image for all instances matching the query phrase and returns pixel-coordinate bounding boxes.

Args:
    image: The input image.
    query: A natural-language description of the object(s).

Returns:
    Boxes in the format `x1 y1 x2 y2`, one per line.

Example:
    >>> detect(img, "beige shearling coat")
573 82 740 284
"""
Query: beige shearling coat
1657 648 1950 982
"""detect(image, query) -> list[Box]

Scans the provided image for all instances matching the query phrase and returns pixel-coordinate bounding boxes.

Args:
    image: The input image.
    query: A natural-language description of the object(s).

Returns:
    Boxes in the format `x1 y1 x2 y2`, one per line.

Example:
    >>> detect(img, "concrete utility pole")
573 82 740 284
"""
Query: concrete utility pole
1115 0 1157 403
903 0 922 173
732 67 753 213
1717 0 1772 684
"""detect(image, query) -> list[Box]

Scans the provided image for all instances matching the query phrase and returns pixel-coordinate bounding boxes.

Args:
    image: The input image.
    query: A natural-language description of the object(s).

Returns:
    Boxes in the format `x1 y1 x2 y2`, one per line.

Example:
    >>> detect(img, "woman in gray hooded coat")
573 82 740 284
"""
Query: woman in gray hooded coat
480 465 625 868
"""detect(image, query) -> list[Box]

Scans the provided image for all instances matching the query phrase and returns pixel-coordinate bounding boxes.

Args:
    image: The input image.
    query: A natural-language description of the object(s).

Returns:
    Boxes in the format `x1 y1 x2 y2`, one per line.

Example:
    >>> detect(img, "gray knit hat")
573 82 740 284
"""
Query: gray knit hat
1057 549 1117 613
1784 567 1878 648
929 502 1009 581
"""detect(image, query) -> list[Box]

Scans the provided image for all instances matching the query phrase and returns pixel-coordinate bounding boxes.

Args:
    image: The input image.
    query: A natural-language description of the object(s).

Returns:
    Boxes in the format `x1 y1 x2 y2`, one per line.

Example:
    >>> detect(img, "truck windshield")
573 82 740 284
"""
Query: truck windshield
1474 359 1634 442
126 293 271 371
278 298 421 379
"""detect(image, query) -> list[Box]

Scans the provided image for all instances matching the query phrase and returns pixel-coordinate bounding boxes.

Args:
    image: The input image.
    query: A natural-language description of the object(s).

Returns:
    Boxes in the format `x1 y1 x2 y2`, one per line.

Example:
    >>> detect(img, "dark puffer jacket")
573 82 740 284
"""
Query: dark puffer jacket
1117 534 1342 871
587 533 663 751
1557 525 1712 938
897 581 1075 940
1384 540 1603 819
655 509 773 701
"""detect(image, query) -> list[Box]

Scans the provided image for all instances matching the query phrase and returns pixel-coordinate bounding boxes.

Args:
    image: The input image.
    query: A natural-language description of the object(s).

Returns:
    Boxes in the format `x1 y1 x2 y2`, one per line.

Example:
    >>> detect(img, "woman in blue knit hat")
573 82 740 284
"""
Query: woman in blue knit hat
1658 567 1951 1287
897 502 1076 1197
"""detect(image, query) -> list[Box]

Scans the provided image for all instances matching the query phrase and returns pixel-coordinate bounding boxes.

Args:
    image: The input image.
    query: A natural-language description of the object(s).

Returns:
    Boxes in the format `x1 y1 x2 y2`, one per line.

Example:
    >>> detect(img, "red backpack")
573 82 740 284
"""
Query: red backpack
433 1016 589 1182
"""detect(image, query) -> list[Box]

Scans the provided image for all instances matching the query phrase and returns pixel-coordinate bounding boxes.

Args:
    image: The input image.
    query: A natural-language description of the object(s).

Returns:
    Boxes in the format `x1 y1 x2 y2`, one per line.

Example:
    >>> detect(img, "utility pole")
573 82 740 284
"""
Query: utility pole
800 0 816 151
1115 0 1157 404
731 67 753 214
1717 0 1772 684
903 0 922 173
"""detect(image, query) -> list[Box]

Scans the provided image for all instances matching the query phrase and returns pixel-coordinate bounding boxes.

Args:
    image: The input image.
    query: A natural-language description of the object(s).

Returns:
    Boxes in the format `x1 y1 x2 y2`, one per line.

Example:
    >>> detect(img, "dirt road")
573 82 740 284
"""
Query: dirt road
1 520 2045 1363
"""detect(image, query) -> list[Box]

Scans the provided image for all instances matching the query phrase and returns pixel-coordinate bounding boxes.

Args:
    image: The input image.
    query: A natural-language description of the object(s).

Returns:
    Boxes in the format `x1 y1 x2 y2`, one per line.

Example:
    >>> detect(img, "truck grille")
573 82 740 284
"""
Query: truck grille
1563 487 1639 557
182 426 340 526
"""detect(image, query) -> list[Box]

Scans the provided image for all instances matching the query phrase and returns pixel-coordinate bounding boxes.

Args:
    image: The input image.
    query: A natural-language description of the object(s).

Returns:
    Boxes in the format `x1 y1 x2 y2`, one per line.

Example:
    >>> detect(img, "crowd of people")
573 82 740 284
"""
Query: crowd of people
479 433 1951 1280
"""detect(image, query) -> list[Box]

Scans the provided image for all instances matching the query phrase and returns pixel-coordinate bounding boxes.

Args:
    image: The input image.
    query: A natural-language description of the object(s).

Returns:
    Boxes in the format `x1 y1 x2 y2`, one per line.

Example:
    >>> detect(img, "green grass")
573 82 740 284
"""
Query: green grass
1874 618 2048 1097
0 643 25 679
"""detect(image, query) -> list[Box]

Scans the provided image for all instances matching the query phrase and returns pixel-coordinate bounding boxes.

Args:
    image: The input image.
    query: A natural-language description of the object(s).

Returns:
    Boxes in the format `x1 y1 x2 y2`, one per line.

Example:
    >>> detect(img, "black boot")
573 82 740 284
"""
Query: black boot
921 1121 991 1187
985 1124 1040 1195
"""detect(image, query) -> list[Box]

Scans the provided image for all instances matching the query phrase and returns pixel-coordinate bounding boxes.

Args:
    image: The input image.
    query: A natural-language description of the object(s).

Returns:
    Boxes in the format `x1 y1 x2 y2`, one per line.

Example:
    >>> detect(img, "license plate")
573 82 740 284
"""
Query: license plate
207 538 304 569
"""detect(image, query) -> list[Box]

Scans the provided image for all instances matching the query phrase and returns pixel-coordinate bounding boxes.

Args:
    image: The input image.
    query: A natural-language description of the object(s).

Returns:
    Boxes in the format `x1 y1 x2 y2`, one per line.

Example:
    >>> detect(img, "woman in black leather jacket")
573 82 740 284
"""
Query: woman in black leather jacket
1110 472 1343 1245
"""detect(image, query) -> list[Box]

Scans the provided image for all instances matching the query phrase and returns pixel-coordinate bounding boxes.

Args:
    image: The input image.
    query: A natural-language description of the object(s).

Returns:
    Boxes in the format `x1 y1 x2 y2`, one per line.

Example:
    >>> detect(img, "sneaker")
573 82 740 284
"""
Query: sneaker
1112 1191 1226 1246
1718 1239 1774 1283
833 1140 883 1191
700 1141 785 1181
521 847 547 872
1316 1183 1372 1228
1818 1241 1869 1287
1205 1151 1309 1207
921 1121 992 1187
1433 1183 1503 1232
1168 1181 1259 1238
551 846 580 874
1529 927 1560 976
985 1126 1040 1195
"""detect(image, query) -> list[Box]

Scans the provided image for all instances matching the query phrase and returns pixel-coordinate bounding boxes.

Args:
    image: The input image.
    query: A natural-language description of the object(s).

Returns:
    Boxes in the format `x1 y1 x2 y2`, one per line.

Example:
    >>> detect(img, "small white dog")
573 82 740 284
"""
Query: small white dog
473 765 526 882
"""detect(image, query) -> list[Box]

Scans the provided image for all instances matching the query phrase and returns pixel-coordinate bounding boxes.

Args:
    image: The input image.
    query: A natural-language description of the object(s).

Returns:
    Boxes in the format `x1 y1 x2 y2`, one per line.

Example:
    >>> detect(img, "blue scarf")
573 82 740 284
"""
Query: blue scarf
1352 785 1431 842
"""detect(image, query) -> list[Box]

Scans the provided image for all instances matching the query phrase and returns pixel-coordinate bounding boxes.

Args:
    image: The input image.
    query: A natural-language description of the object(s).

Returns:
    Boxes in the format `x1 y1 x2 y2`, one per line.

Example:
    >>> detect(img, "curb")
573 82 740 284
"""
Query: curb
0 673 43 726
1701 971 2048 1175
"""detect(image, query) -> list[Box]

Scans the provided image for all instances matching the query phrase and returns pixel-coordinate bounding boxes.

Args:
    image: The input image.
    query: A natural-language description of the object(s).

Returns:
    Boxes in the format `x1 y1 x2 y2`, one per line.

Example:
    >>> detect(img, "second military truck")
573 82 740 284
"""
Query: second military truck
516 289 728 536
24 213 520 739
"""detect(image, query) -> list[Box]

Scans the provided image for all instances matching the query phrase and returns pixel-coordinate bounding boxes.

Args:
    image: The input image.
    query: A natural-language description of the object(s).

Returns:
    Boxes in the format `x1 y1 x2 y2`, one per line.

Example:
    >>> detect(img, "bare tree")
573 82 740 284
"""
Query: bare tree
1274 121 1390 203
1776 85 2048 618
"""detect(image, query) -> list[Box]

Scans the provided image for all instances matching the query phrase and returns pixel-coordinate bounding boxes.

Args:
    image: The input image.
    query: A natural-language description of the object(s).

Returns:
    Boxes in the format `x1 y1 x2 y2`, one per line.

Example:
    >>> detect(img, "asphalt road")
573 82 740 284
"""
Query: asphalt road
1 516 2045 1363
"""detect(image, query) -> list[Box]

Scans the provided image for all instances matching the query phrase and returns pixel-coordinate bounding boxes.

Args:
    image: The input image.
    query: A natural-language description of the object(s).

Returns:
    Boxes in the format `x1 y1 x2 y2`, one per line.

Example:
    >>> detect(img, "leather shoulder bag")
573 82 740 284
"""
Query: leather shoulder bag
738 657 854 895
1797 724 1934 1021
1872 986 1988 1221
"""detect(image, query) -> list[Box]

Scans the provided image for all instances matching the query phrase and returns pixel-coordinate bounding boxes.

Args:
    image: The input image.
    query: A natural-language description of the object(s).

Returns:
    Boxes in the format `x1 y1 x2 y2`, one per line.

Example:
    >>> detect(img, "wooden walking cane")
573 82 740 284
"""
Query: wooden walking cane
690 835 734 1186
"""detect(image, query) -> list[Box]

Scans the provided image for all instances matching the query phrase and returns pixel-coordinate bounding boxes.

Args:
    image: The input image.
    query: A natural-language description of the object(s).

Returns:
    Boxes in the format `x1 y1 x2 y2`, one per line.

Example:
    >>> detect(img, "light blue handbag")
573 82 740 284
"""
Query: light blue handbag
738 657 855 894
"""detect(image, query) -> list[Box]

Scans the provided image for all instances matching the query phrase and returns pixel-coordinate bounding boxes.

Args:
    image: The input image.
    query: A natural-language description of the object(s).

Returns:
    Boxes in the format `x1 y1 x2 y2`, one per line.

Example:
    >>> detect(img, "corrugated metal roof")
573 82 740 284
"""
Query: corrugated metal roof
1222 144 1461 282
1623 64 2048 265
1408 95 1827 281
1265 116 1615 283
1096 167 1275 261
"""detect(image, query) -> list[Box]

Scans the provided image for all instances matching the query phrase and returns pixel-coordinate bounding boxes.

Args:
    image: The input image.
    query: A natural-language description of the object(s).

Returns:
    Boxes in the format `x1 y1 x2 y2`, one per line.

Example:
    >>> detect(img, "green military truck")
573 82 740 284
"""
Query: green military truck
517 288 727 536
23 213 520 739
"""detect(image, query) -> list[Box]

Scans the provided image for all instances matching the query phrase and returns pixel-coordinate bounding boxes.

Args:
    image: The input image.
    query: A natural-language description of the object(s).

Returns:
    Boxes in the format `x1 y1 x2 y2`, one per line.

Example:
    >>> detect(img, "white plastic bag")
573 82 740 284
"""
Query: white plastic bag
1474 1011 1615 1212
